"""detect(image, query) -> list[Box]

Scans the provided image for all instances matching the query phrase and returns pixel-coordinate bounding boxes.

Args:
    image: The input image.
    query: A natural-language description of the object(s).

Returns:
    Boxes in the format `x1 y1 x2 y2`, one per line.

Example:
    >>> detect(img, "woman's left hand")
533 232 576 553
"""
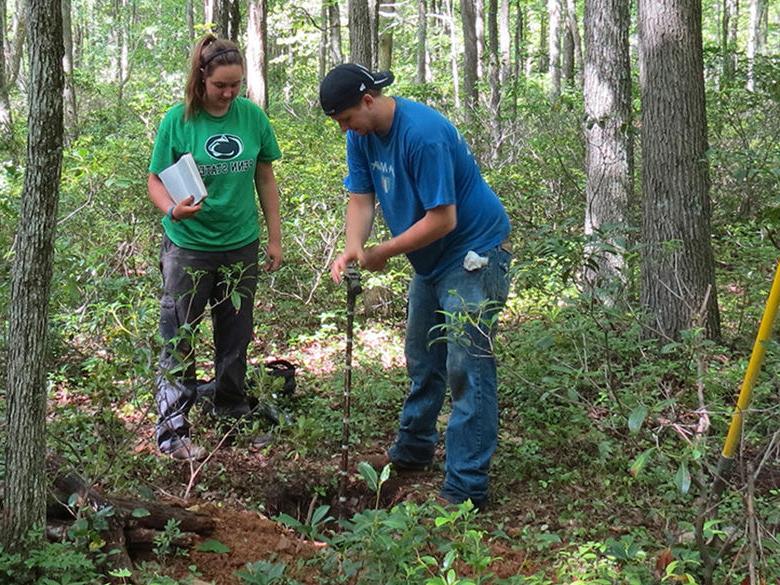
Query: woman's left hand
264 241 282 272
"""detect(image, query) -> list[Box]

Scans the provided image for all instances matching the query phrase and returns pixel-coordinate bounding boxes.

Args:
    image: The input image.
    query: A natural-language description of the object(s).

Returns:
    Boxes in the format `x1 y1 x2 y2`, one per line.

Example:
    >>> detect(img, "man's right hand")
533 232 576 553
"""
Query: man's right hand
331 249 361 283
171 195 202 221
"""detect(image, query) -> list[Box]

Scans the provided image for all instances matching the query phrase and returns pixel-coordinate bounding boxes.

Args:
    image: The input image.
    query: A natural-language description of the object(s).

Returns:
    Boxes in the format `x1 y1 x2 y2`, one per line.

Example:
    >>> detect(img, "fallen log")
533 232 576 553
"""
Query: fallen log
39 454 215 583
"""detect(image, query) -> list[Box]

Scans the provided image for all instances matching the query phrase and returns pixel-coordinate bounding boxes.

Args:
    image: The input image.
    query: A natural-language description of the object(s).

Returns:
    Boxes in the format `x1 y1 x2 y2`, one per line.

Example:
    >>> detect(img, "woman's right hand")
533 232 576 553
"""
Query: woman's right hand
171 195 202 221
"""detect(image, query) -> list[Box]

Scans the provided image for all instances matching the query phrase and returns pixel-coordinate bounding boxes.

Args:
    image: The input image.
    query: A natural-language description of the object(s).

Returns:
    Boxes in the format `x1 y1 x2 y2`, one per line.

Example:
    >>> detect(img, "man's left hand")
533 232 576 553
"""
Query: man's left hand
360 245 388 272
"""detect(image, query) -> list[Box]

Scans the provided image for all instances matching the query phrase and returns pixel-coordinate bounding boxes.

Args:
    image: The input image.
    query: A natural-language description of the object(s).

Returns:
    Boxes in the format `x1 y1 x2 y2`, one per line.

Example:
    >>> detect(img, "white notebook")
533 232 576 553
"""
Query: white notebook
159 153 208 205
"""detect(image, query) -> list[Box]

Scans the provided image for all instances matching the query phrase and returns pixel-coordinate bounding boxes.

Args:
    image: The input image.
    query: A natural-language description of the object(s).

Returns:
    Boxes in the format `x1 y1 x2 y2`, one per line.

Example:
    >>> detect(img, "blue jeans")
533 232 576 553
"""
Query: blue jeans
155 236 259 451
388 245 511 505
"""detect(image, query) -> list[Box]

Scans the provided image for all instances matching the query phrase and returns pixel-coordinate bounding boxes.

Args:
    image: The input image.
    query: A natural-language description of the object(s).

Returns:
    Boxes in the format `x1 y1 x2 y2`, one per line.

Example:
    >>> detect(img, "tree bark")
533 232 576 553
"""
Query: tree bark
447 0 460 107
582 0 632 299
349 0 372 67
247 0 268 110
0 0 11 133
548 0 562 99
487 0 502 152
2 0 64 549
462 0 479 116
328 0 343 65
566 0 583 84
638 0 721 340
720 0 737 81
378 0 394 71
746 0 762 91
6 5 25 87
537 10 548 72
498 0 510 85
186 0 195 41
62 0 78 141
416 0 428 83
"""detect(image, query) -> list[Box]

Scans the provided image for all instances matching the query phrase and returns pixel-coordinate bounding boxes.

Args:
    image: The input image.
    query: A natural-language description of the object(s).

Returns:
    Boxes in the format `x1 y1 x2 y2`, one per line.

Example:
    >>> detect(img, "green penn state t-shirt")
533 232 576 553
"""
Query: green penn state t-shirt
149 97 282 251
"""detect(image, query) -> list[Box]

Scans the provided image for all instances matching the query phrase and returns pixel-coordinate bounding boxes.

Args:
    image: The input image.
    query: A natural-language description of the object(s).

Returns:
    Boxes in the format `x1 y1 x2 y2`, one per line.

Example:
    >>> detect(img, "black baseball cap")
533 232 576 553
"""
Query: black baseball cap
319 64 395 116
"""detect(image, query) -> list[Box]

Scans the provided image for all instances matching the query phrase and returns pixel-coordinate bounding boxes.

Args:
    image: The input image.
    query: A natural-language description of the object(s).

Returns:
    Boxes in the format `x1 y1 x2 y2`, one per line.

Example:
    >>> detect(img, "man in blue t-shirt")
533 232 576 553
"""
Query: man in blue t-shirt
321 64 512 509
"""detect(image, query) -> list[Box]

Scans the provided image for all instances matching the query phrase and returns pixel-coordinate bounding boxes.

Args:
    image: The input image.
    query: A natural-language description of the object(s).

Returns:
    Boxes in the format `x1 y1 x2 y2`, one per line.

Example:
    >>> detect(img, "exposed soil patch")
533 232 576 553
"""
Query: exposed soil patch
165 505 322 585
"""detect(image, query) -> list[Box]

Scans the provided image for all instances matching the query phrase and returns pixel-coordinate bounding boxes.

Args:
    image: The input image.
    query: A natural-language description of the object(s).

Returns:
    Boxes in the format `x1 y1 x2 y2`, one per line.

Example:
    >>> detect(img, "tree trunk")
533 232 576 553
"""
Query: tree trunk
582 0 632 300
475 0 484 79
416 0 428 82
487 0 502 152
370 0 379 69
514 0 524 112
113 0 129 124
378 0 394 71
6 6 25 87
447 0 460 107
2 0 64 549
562 11 574 83
567 0 583 84
498 0 510 85
62 0 77 141
721 0 737 81
247 0 268 110
319 0 328 78
746 0 762 91
0 0 11 133
548 0 562 99
638 0 720 340
204 0 225 35
186 0 195 41
537 10 548 72
328 0 343 65
462 0 479 116
227 0 240 43
349 0 372 67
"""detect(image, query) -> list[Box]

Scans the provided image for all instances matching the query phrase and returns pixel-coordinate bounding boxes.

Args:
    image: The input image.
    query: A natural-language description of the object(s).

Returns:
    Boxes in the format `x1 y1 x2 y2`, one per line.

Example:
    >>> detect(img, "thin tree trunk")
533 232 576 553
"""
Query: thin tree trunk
186 0 195 41
247 0 268 110
462 0 479 116
2 0 64 549
6 6 25 87
370 0 379 69
567 0 583 84
562 11 574 83
228 0 240 43
0 0 11 133
62 0 77 141
416 0 428 82
475 0 484 79
721 0 736 80
746 0 762 91
319 0 328 78
488 0 502 156
513 0 524 116
538 11 548 72
328 0 343 65
583 0 632 299
638 0 721 340
378 0 394 71
548 0 562 99
447 0 460 107
349 0 372 67
499 0 510 85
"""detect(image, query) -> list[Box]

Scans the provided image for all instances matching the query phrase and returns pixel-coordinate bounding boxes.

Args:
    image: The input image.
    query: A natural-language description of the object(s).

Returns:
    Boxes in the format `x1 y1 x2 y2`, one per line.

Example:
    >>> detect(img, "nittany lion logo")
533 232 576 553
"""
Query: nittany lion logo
205 134 243 160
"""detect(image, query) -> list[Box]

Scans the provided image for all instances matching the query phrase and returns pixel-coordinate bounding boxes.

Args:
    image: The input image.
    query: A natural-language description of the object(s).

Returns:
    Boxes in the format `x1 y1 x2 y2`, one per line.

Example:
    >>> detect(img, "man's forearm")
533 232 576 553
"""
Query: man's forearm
344 193 375 251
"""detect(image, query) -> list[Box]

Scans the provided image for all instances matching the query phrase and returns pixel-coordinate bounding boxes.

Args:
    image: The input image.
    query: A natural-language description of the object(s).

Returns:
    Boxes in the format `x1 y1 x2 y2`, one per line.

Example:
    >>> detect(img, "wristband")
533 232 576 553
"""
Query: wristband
166 206 177 222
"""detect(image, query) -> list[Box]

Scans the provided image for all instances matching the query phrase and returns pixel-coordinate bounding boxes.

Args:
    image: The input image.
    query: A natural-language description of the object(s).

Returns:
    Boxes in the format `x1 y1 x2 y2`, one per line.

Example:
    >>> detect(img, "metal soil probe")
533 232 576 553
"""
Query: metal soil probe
338 265 362 517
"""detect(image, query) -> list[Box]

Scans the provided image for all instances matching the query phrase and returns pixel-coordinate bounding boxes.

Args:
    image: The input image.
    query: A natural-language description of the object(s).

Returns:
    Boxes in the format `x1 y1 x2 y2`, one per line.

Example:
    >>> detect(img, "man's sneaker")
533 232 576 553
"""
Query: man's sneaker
364 453 433 473
162 437 207 462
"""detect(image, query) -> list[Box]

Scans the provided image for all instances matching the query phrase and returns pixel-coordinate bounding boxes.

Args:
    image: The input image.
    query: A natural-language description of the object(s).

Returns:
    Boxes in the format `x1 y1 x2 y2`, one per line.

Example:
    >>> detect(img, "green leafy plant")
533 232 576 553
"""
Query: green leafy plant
236 560 302 585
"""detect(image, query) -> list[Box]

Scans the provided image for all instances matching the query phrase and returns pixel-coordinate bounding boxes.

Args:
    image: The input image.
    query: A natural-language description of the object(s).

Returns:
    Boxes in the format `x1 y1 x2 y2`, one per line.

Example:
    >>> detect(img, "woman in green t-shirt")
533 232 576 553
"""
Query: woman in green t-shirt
147 34 283 461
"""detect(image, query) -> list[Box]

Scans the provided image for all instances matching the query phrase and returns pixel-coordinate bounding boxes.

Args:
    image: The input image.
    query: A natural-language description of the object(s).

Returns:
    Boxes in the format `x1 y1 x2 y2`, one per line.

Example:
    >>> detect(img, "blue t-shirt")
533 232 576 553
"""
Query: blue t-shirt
344 97 510 280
